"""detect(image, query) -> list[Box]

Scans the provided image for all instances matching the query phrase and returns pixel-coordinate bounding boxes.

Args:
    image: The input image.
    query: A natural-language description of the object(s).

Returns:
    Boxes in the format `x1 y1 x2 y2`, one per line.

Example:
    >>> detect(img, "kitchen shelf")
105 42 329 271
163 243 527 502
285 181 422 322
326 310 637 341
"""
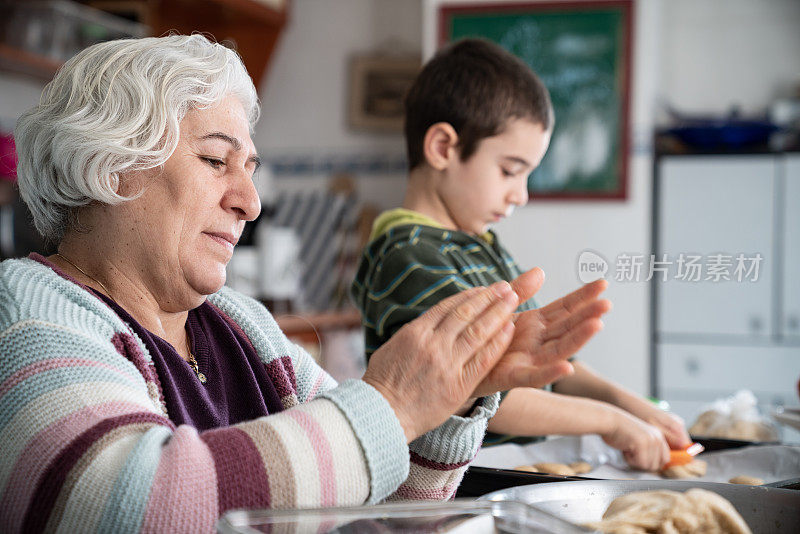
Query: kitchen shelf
141 0 288 88
0 0 288 88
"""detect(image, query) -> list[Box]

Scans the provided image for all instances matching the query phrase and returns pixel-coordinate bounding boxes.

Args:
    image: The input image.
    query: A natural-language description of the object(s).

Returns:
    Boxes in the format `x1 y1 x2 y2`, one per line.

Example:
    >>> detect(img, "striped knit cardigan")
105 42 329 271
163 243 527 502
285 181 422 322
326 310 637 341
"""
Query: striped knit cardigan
0 257 498 533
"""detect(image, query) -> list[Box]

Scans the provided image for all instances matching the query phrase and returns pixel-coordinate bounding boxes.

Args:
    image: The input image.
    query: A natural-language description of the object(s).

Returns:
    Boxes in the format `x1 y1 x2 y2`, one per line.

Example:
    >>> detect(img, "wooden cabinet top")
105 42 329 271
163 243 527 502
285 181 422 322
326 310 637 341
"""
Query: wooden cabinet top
1 0 289 87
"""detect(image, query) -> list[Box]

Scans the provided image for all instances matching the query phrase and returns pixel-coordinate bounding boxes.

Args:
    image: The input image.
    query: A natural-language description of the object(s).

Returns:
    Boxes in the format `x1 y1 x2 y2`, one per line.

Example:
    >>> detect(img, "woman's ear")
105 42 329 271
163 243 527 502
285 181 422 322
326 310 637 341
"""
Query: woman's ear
422 122 459 171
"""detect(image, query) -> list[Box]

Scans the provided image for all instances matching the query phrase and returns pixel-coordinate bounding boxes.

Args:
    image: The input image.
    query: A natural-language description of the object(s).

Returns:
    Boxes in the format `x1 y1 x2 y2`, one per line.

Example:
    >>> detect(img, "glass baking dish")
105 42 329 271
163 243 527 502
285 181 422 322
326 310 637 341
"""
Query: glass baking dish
216 498 593 533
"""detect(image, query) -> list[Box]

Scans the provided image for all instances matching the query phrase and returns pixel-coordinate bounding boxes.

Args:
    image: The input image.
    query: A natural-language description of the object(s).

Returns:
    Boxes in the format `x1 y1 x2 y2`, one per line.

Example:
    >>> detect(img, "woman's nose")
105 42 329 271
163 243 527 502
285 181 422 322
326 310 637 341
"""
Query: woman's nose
225 168 262 221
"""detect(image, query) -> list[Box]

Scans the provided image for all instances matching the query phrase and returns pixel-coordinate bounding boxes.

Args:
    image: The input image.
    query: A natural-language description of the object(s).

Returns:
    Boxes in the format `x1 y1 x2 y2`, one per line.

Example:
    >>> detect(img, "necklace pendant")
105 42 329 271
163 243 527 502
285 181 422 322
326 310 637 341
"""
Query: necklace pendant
197 372 207 383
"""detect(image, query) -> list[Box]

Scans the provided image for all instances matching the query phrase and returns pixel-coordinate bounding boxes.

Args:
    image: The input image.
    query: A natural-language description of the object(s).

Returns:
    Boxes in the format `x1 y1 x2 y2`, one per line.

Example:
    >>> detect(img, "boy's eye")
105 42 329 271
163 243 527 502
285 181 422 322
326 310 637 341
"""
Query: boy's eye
201 156 225 169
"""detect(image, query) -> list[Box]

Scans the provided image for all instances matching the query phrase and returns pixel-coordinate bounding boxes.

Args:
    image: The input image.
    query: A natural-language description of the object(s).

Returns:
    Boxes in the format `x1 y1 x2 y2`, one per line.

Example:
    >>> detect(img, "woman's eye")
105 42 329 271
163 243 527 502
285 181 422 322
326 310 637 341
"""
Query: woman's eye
501 168 514 177
201 156 225 169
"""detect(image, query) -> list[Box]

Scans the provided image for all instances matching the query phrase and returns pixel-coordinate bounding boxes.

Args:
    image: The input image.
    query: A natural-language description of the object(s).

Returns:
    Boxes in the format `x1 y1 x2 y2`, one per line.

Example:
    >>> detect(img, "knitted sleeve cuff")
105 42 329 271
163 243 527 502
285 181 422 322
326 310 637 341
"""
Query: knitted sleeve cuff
409 392 500 465
317 379 409 503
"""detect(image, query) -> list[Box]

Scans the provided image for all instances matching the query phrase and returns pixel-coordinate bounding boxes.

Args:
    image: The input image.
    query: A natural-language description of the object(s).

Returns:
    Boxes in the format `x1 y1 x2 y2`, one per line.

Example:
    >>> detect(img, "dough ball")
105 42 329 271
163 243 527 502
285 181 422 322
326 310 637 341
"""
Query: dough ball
513 462 575 476
688 410 718 436
688 410 778 441
532 462 576 476
660 459 707 479
569 461 593 474
584 488 752 534
683 488 752 534
728 475 763 485
513 464 540 473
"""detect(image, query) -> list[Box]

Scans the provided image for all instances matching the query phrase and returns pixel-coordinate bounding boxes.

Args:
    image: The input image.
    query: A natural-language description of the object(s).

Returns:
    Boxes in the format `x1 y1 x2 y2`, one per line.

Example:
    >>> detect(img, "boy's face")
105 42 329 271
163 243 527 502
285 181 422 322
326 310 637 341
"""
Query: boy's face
438 118 550 235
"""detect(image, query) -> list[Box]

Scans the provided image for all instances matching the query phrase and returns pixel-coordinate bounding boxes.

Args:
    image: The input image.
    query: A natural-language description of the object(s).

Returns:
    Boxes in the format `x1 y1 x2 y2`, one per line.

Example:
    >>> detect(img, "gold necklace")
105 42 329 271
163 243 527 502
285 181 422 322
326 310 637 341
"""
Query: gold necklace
187 350 207 384
55 253 208 384
55 252 113 298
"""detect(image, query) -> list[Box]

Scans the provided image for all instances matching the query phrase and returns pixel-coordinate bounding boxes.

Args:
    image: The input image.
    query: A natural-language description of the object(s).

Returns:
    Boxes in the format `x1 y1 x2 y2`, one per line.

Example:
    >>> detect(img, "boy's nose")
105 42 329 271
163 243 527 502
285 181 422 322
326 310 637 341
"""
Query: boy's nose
509 182 529 206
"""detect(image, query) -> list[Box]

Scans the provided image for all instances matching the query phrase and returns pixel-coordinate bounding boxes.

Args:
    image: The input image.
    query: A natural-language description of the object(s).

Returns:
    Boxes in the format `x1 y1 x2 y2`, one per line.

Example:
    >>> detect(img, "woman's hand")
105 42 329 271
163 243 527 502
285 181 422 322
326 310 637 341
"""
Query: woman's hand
472 268 612 397
602 409 671 472
363 282 519 442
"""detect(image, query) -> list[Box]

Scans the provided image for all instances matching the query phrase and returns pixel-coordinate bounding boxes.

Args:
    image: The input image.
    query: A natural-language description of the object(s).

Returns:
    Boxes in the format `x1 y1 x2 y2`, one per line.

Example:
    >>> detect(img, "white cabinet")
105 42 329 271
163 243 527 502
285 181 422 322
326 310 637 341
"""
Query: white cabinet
656 156 775 338
782 155 800 341
653 153 800 418
657 343 800 407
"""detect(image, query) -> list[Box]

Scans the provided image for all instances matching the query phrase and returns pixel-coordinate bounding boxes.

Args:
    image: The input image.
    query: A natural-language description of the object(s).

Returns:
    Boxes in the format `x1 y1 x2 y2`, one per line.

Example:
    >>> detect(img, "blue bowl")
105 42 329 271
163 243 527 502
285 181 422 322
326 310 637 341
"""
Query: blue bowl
667 121 778 149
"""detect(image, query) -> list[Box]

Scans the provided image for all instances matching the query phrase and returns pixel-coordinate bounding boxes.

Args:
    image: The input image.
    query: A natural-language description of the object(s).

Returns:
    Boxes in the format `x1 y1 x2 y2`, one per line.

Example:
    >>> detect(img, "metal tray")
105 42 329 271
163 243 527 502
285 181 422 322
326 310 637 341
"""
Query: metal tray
481 480 800 534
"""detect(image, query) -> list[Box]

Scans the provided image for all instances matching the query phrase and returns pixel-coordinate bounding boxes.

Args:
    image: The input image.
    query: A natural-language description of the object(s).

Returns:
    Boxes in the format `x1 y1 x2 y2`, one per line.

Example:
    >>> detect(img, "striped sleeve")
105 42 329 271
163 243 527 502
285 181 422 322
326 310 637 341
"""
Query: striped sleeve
211 287 499 506
388 393 500 502
0 316 397 533
0 261 414 534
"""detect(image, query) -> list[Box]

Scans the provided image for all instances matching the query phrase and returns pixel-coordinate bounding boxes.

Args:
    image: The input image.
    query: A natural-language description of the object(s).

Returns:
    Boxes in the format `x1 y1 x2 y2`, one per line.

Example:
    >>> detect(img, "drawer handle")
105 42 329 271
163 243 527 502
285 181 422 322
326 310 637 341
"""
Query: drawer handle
685 357 700 375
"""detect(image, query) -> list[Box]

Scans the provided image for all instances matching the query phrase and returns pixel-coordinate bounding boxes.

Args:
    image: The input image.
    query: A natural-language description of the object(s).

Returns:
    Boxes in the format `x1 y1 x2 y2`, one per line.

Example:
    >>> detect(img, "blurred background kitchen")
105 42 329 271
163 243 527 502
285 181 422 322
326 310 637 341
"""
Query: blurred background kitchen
1 0 799 442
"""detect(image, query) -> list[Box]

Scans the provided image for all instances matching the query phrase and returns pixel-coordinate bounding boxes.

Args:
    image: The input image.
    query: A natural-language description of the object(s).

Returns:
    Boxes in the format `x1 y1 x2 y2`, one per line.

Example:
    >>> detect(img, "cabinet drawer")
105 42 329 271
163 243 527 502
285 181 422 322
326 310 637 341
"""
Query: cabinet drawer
657 343 800 405
656 156 775 338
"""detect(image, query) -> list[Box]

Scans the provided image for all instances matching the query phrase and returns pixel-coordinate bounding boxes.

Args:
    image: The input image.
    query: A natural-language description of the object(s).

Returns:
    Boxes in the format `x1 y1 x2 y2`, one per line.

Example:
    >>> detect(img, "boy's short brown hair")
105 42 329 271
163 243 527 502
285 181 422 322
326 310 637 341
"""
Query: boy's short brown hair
404 38 553 170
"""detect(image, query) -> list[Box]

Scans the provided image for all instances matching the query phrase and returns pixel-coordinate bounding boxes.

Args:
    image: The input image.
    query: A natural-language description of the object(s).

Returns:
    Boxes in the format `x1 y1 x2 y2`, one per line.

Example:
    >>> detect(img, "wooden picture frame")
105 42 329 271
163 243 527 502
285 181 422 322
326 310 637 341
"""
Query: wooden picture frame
439 1 633 200
348 55 420 132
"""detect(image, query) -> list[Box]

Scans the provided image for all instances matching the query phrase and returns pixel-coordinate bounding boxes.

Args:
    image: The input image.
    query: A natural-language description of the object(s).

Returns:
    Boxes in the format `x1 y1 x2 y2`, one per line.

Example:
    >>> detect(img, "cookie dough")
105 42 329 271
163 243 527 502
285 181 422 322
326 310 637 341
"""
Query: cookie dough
689 410 777 442
569 461 593 474
513 464 540 473
513 461 591 476
660 459 707 479
584 488 752 534
728 475 763 485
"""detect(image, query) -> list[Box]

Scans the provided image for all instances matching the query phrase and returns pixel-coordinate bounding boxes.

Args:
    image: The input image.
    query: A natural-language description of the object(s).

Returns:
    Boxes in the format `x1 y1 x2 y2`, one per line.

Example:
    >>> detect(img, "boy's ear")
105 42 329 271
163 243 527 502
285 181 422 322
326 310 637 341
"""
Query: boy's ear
423 122 459 171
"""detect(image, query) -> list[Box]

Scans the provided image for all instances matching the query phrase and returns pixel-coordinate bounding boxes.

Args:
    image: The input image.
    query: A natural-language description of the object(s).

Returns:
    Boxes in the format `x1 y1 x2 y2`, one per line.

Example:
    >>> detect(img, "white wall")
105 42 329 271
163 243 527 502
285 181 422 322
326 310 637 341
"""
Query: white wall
659 0 800 117
423 0 800 396
254 0 423 209
0 75 46 131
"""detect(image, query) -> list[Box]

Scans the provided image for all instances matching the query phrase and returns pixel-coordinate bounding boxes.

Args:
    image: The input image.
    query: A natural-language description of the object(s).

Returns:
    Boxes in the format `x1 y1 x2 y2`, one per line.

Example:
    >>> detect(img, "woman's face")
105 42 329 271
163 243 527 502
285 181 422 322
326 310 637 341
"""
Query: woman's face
116 95 261 305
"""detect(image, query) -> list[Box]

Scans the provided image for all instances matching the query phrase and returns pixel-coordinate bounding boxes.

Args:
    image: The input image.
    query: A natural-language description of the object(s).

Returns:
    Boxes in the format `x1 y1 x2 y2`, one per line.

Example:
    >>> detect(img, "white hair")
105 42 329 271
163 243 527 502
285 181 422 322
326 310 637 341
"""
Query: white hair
14 34 260 243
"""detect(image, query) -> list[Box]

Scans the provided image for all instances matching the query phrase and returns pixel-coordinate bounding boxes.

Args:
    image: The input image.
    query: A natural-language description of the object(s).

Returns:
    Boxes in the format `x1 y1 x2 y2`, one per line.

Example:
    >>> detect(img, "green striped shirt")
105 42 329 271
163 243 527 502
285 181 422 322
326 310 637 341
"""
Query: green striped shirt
350 210 536 360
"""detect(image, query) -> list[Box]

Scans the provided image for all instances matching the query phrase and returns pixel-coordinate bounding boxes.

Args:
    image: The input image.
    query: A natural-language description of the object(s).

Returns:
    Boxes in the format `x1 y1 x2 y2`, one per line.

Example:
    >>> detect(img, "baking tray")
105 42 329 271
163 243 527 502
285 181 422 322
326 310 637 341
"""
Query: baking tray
480 480 800 533
458 436 797 498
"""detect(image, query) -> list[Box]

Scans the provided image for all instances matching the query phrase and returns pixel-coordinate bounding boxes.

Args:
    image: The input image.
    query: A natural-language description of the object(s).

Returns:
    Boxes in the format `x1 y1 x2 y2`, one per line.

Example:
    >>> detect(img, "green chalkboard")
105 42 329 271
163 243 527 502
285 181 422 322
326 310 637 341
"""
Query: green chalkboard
441 1 632 199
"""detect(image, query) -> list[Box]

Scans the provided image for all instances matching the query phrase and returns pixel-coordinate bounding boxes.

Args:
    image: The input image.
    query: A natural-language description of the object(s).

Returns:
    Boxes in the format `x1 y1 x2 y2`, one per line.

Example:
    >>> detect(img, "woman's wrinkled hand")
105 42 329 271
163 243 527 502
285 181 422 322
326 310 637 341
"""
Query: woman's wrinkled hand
472 268 612 398
363 282 519 442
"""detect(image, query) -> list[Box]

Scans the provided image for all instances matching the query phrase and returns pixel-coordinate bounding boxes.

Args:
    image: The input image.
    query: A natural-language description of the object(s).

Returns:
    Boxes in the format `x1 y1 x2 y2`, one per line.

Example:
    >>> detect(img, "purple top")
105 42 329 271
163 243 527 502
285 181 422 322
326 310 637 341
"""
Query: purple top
32 253 285 430
93 291 286 430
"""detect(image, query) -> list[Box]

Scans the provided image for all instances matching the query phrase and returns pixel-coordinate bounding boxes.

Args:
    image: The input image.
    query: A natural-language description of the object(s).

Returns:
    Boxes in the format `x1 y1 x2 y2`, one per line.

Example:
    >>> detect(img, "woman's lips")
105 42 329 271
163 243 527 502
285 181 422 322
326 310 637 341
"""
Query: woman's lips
205 232 237 251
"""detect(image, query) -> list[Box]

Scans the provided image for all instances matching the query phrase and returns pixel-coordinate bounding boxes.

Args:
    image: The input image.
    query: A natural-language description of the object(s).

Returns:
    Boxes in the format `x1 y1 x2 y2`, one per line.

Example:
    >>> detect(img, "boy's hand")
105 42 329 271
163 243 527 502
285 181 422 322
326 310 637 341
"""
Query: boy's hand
602 409 671 471
642 407 692 450
472 268 611 397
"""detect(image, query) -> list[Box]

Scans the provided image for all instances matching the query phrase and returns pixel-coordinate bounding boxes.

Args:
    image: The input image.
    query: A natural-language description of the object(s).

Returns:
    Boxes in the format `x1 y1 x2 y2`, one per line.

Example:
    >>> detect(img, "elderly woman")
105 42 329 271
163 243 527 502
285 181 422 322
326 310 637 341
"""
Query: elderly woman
1 35 609 532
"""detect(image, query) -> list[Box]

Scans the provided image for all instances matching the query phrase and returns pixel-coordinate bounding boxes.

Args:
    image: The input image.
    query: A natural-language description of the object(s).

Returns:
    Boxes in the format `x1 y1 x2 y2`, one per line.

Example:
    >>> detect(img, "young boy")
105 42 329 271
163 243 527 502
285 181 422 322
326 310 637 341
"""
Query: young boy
350 39 690 471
